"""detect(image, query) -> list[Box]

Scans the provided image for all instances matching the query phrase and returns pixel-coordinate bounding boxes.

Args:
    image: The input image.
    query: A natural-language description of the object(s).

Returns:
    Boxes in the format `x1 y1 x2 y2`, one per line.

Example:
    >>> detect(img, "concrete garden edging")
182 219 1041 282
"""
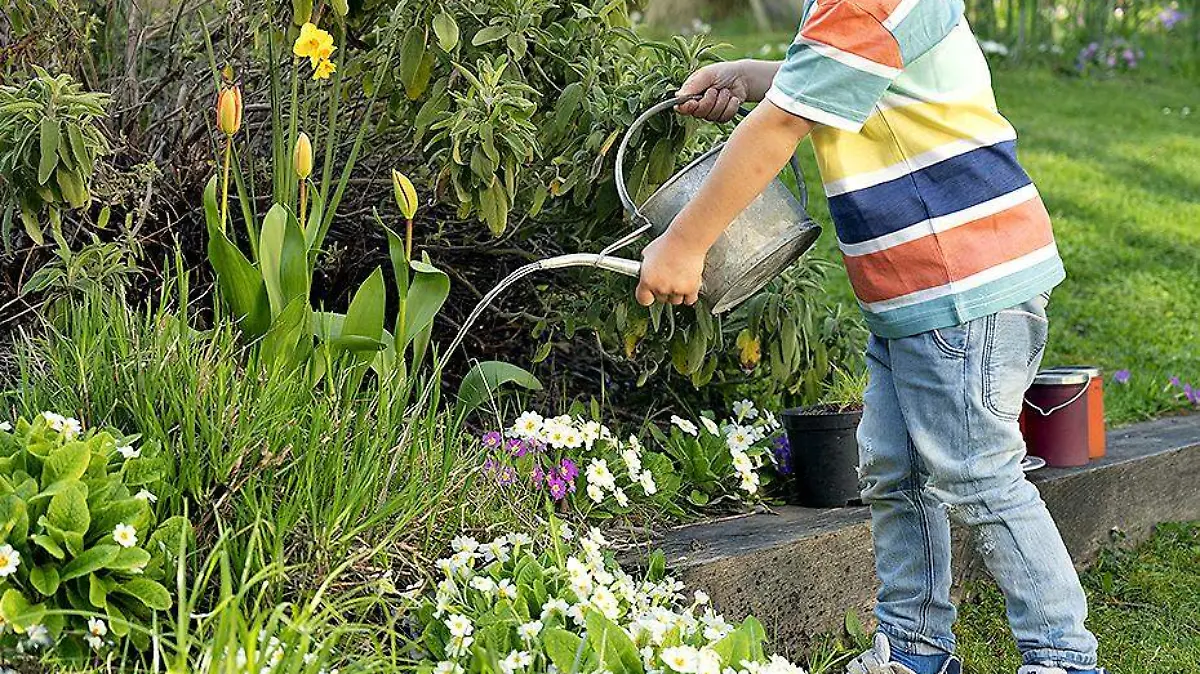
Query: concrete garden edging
627 414 1200 656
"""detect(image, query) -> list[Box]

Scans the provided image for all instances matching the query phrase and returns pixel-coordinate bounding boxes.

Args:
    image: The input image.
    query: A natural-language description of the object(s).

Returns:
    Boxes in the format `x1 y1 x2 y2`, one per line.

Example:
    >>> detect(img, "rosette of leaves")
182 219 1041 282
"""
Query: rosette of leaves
0 415 185 655
0 66 109 248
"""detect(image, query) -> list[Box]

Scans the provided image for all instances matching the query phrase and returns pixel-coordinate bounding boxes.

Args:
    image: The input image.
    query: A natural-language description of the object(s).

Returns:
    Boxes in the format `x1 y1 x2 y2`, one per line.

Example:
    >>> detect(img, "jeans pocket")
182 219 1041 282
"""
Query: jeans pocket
983 307 1050 420
931 323 969 358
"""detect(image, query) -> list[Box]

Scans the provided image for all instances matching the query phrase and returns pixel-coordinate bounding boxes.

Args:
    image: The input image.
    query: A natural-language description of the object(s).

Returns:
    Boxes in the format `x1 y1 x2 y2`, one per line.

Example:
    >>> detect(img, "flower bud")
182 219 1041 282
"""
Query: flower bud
392 169 418 220
216 86 243 136
293 132 313 179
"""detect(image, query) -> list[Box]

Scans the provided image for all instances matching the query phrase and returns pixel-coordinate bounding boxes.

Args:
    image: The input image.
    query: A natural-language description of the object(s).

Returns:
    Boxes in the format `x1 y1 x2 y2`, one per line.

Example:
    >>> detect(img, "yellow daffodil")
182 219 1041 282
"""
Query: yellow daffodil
294 133 313 180
216 86 242 136
294 22 336 68
312 58 337 80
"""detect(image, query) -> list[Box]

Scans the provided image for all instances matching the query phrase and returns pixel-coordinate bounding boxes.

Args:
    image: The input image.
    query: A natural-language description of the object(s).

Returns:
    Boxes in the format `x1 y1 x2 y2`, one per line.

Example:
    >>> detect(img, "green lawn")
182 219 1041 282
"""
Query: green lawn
712 31 1200 425
956 522 1200 673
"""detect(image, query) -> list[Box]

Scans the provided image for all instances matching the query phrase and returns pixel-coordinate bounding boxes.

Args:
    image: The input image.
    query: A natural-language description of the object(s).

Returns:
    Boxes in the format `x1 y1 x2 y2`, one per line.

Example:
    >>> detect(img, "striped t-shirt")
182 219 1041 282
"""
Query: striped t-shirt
764 0 1065 338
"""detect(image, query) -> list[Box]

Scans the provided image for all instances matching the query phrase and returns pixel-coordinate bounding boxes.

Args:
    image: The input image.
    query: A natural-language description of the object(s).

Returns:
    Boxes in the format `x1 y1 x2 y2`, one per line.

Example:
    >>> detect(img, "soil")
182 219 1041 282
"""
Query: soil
789 402 864 416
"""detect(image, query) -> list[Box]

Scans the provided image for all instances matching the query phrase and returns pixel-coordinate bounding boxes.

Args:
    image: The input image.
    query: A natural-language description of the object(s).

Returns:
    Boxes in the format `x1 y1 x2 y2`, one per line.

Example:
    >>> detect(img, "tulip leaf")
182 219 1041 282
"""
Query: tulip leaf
458 361 542 416
401 259 450 351
340 267 386 349
259 204 310 318
203 176 271 337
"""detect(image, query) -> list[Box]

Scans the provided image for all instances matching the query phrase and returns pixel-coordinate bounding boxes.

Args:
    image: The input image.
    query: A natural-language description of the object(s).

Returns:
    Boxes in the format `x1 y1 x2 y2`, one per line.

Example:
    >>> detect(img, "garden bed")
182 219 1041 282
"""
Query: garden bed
630 413 1200 656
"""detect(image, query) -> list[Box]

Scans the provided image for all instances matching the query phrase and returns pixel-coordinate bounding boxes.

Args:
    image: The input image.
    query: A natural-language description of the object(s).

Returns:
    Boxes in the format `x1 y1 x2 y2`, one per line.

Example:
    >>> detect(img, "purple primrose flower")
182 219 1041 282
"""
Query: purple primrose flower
1113 369 1131 384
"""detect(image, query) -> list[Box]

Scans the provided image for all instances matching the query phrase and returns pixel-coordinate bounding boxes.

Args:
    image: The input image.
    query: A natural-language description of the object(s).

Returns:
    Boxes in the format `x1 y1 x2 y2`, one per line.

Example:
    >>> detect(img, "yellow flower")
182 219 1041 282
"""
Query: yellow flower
216 86 243 136
391 169 418 219
312 58 337 80
294 132 313 179
294 22 336 68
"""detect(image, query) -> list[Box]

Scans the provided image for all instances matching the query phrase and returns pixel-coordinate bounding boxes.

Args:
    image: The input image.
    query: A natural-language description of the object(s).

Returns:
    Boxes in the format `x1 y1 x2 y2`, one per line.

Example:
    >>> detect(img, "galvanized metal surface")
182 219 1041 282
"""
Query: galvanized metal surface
604 95 822 314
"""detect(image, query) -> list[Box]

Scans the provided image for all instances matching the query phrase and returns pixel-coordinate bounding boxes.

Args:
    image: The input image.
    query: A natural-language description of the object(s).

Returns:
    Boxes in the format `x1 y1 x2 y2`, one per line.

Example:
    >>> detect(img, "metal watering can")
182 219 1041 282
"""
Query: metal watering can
541 94 822 314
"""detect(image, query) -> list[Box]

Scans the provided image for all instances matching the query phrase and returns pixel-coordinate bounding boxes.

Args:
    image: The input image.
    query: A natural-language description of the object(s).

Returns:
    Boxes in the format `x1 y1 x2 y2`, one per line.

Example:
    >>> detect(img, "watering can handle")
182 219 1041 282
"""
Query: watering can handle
612 94 809 239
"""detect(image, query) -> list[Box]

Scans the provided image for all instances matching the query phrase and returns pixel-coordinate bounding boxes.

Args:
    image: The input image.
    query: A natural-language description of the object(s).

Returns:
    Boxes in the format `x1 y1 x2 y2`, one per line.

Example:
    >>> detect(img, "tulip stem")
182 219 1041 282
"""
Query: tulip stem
299 181 308 232
220 137 232 234
405 217 413 261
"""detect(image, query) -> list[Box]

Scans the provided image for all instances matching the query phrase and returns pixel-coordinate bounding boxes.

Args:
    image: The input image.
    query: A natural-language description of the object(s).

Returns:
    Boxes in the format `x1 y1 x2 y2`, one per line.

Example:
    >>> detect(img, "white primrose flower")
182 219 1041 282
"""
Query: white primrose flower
497 579 518 601
700 416 721 436
740 472 761 495
580 421 602 447
762 410 780 430
0 545 20 577
725 427 753 454
559 522 574 541
590 586 620 620
469 576 497 596
731 451 754 474
543 421 569 448
0 421 10 431
639 471 658 495
500 650 533 674
450 551 476 575
517 620 543 641
621 449 642 478
451 536 480 554
88 617 107 638
670 415 699 436
566 603 587 627
86 635 104 650
694 590 710 606
696 649 722 674
541 598 570 620
435 593 454 617
613 488 629 508
444 614 474 638
482 537 510 563
585 459 616 490
508 533 532 548
435 662 465 674
133 489 157 503
732 400 758 421
117 444 140 459
26 623 52 648
112 523 137 548
662 646 700 673
447 635 474 658
511 412 544 439
586 484 605 503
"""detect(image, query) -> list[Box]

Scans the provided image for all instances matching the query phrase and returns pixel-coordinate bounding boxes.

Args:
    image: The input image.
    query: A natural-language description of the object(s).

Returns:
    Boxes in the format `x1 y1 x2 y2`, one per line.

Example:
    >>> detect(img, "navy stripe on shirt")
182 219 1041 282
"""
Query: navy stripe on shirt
828 140 1033 245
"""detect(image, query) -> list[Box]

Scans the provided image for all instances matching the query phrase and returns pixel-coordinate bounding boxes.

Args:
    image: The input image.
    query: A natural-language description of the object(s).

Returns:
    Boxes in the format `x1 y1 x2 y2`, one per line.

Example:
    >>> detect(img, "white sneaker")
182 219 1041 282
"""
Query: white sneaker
846 634 962 674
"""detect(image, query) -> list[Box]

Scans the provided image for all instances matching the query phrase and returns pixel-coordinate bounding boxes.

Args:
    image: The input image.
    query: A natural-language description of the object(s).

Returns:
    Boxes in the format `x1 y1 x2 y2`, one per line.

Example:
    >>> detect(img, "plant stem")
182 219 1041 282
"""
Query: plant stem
220 136 232 234
405 216 413 261
300 181 308 232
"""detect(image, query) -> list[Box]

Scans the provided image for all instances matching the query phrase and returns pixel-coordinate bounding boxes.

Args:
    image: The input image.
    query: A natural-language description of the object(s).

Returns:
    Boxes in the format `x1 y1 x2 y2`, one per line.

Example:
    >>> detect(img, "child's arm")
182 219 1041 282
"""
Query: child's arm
673 60 784 121
634 100 813 307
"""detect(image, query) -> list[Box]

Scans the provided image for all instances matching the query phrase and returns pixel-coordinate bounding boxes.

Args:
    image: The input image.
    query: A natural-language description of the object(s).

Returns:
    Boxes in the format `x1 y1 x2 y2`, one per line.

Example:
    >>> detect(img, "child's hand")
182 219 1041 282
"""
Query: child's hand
675 62 751 122
635 230 706 307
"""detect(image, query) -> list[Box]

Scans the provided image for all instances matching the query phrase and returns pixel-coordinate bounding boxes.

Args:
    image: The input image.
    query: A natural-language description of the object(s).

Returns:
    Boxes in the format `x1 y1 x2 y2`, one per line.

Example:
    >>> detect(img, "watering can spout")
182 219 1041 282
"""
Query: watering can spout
535 253 641 278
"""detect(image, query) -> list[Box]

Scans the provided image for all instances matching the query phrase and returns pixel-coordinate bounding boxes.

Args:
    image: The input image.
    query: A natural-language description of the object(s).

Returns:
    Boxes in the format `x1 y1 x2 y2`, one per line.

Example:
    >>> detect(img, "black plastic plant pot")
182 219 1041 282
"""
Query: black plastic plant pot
781 406 863 508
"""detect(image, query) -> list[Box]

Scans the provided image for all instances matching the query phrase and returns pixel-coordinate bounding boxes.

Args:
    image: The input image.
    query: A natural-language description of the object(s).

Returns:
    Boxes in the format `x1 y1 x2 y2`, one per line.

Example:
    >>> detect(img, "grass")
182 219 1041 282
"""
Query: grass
707 31 1200 426
957 522 1200 672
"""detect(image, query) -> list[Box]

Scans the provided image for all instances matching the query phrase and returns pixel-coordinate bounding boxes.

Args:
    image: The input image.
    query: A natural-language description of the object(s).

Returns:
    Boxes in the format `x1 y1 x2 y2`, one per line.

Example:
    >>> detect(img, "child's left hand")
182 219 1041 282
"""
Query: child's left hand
635 230 706 306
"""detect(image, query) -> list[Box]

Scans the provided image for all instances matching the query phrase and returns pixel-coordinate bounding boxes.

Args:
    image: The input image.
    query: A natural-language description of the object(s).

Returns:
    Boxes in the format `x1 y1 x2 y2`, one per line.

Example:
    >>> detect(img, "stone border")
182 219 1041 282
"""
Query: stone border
629 415 1200 655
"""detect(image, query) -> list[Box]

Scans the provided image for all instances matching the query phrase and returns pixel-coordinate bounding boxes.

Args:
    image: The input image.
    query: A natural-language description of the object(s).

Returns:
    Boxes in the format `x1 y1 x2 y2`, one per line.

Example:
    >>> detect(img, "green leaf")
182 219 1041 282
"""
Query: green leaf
432 11 460 51
29 565 60 597
472 25 509 46
458 361 542 416
204 177 271 337
106 547 151 573
116 578 171 611
55 167 88 208
0 590 45 631
41 441 90 488
261 297 313 370
0 493 28 544
585 610 644 674
544 627 586 674
38 118 60 185
68 122 93 175
399 27 427 98
47 482 89 534
89 572 108 608
61 544 120 581
32 533 64 559
401 259 450 350
340 267 386 349
258 204 310 318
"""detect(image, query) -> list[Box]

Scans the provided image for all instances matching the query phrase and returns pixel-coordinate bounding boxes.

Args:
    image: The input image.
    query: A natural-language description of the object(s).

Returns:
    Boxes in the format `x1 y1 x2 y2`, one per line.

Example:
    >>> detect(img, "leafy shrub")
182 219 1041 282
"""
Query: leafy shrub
0 67 109 247
0 412 185 656
404 519 810 674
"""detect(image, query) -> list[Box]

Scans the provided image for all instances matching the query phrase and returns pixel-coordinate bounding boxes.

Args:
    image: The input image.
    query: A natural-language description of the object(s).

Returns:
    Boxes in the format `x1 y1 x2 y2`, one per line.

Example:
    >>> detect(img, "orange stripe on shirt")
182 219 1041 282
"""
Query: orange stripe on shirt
801 0 904 70
844 197 1053 303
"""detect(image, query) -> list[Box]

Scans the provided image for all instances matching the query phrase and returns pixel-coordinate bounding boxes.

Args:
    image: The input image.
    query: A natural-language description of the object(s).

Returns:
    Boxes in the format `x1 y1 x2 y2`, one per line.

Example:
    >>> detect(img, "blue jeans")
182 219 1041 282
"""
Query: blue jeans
858 293 1099 669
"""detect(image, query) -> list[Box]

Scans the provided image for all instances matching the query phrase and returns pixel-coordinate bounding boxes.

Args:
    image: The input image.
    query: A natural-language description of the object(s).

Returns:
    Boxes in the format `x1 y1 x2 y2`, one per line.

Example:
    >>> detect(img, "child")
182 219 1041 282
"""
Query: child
634 1 1104 673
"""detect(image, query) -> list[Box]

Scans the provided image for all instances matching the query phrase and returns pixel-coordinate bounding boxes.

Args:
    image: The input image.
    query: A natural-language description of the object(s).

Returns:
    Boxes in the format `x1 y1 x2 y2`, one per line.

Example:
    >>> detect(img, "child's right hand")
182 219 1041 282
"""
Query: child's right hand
675 62 750 122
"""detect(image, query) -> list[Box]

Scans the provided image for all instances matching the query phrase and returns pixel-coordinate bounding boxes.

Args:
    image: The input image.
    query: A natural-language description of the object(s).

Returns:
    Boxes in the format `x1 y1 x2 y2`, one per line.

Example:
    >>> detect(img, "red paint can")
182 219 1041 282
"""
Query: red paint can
1041 366 1107 459
1023 370 1091 467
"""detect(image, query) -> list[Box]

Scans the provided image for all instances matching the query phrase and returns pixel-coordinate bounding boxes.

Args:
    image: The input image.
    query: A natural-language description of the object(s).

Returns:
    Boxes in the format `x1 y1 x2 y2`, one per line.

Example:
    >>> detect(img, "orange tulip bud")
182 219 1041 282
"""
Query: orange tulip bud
217 86 243 136
293 133 313 179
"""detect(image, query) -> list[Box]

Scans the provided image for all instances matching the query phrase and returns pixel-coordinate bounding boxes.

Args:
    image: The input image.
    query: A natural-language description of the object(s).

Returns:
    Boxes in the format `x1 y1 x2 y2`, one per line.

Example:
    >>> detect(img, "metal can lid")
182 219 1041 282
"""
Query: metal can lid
1033 370 1090 385
1044 365 1103 379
